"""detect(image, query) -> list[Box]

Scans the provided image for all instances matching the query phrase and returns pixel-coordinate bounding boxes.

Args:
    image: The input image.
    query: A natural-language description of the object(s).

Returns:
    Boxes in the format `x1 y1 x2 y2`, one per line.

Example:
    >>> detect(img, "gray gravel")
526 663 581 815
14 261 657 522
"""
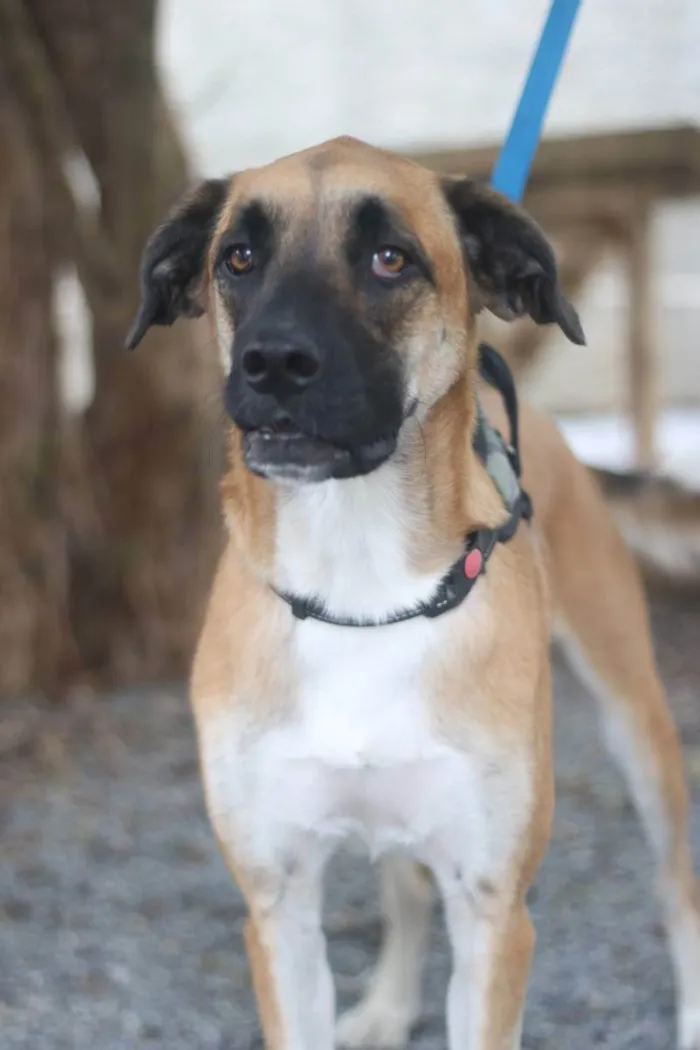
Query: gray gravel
2 594 700 1049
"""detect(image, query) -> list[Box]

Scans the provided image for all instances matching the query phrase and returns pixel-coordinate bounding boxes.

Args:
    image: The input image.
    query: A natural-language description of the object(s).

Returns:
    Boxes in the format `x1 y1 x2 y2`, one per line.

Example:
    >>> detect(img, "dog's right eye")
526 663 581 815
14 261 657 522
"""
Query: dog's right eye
225 245 254 276
371 246 410 280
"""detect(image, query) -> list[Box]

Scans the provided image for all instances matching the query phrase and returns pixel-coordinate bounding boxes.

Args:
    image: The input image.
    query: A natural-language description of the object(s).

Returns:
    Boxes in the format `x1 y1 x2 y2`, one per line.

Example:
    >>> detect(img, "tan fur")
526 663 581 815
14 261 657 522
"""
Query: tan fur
182 138 700 1049
243 916 283 1050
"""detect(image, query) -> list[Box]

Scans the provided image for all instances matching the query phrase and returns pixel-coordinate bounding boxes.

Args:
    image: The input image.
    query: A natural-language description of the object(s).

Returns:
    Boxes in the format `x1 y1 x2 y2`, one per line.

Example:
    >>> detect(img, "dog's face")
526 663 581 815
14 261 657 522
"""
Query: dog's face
127 137 583 483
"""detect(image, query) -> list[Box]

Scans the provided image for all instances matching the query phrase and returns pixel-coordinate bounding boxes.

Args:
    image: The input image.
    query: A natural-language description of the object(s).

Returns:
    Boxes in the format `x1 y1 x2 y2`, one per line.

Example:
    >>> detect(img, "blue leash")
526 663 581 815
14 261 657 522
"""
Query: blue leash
491 0 582 202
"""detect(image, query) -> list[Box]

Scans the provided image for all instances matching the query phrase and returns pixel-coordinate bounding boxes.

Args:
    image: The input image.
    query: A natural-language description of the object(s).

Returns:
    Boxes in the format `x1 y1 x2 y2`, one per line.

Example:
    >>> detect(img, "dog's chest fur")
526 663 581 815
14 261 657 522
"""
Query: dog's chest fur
274 475 462 864
215 615 499 881
203 470 529 891
261 616 463 861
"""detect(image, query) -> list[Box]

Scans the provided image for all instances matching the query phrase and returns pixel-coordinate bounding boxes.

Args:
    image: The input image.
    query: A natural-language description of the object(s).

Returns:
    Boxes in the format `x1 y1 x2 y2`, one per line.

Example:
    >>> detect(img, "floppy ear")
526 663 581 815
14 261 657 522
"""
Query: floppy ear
442 176 585 345
125 177 231 350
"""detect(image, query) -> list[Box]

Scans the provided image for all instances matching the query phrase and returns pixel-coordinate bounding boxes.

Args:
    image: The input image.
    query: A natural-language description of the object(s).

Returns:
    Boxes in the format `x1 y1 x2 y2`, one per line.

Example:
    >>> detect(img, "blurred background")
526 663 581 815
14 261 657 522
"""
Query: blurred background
1 2 699 1048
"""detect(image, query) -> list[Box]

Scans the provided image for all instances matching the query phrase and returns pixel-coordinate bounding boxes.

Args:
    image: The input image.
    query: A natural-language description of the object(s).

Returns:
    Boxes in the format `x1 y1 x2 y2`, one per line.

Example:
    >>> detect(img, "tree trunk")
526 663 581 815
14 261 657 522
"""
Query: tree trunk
0 74 77 695
0 0 223 697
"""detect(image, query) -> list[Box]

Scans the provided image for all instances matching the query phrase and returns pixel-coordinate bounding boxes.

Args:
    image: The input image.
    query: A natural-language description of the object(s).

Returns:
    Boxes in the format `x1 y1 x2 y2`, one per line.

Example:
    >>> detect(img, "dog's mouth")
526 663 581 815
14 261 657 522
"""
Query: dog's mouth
242 417 398 483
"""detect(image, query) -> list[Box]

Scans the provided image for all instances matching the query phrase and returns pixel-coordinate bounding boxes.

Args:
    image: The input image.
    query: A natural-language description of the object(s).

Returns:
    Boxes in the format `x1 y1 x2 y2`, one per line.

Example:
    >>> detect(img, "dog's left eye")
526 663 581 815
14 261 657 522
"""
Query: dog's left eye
371 246 409 279
225 244 254 275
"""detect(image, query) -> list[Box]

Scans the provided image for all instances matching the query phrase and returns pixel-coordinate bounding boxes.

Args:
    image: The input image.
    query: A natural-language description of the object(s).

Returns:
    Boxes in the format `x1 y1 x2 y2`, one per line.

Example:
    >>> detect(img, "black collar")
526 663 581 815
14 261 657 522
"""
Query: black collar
273 343 533 628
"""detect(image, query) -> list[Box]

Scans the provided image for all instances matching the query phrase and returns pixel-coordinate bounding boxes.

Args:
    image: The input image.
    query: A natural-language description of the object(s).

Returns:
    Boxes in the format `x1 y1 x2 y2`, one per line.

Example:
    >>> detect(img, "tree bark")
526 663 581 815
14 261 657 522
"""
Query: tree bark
0 0 223 697
0 76 77 695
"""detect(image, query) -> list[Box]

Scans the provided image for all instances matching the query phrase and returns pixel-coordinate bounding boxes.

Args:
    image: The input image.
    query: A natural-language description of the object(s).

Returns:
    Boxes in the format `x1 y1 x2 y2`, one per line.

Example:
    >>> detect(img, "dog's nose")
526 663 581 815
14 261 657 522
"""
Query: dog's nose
241 342 321 396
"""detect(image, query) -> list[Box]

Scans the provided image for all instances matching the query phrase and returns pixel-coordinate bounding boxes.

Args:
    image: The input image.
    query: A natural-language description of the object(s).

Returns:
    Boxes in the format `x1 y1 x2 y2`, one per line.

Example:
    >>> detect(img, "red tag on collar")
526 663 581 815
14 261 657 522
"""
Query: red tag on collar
464 548 483 580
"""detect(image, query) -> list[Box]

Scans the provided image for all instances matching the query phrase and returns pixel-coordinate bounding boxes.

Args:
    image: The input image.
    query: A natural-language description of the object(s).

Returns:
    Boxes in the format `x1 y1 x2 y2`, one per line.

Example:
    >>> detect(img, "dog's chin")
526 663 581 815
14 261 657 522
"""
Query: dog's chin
241 425 397 484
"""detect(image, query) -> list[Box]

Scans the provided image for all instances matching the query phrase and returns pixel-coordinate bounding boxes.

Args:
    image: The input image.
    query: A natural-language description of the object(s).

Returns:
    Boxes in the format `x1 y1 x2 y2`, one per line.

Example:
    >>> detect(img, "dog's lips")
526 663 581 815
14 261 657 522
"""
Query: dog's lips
241 423 397 482
256 418 303 437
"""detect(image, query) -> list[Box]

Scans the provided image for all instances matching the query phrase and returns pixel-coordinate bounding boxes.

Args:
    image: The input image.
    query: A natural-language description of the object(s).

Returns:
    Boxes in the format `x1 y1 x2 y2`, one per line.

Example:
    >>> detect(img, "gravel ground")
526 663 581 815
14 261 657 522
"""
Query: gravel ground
2 593 700 1050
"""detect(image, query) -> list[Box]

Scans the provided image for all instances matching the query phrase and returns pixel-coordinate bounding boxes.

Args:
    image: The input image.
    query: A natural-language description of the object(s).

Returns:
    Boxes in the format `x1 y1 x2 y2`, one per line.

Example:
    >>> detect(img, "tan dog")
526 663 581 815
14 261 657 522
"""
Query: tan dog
128 136 700 1050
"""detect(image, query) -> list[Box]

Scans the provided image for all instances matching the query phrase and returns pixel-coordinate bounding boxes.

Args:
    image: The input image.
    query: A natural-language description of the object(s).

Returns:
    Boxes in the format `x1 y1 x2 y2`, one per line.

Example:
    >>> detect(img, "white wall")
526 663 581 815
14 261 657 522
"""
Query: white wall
158 0 699 171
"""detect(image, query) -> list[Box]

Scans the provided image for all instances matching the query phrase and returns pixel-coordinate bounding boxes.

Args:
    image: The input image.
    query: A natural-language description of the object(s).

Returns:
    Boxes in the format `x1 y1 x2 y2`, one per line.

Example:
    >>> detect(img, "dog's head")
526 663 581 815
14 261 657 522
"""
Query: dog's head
127 136 583 483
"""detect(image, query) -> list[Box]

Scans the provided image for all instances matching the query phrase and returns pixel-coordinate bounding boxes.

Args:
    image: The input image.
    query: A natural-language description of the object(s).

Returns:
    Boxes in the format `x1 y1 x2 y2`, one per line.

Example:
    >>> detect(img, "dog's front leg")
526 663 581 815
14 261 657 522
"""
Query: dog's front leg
436 743 552 1050
442 889 534 1050
231 850 335 1050
195 699 335 1047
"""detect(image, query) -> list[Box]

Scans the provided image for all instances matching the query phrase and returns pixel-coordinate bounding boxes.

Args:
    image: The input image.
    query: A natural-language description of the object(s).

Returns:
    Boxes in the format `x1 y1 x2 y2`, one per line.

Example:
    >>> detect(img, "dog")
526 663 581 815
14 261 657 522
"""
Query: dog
127 136 700 1049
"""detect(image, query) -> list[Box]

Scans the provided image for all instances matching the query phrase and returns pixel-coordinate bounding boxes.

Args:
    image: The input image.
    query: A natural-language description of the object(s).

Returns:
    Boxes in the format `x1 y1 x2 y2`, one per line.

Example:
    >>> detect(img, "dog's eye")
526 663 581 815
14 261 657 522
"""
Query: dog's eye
226 244 254 275
371 246 409 279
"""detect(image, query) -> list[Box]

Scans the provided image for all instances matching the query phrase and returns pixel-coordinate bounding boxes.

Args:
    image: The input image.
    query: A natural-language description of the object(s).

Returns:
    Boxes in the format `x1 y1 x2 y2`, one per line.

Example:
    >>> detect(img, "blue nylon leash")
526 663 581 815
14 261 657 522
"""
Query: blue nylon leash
491 0 583 202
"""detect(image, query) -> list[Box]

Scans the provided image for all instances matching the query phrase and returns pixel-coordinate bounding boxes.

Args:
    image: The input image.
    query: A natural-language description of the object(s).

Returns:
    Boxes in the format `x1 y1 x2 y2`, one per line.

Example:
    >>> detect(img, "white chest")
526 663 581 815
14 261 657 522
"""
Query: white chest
202 613 509 888
264 621 459 853
200 468 532 890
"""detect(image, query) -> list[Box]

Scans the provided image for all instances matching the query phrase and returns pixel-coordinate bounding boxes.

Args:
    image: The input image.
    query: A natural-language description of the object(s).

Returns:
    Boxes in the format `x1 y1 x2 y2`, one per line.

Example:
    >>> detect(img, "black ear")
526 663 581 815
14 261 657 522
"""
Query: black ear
125 177 231 350
443 176 585 345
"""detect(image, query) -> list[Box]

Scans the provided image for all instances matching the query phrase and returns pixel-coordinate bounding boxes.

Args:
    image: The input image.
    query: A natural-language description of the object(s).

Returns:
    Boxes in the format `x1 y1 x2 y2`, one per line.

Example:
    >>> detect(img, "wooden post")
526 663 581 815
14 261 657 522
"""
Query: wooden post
626 205 658 470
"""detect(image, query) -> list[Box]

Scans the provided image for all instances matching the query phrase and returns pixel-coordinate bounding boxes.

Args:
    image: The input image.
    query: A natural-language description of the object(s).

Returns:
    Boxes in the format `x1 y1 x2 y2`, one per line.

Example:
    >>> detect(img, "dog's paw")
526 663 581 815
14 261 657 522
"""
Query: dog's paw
336 998 414 1048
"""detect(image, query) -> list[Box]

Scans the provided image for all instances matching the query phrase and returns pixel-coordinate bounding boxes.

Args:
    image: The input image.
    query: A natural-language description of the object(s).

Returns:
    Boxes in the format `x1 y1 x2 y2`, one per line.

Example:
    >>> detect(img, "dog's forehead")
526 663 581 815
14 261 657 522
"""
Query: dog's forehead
219 137 455 250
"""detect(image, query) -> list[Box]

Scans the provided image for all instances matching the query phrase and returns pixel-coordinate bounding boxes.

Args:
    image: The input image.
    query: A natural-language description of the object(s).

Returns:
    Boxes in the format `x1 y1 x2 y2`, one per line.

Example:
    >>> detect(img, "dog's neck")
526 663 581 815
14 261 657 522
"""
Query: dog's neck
222 374 507 622
275 449 441 622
